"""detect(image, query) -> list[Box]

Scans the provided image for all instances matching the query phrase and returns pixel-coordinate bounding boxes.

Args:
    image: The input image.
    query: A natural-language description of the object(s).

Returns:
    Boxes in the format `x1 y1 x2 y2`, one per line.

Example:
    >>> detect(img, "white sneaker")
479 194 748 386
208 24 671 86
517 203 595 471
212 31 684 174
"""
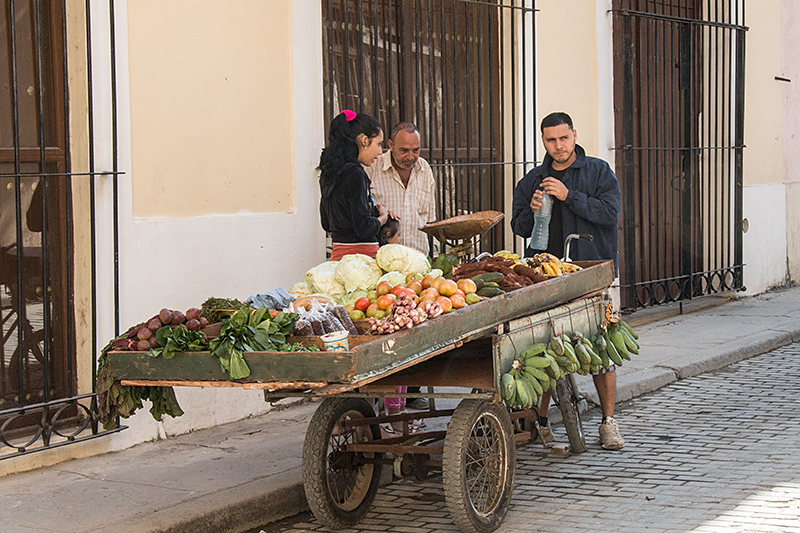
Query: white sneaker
599 417 625 450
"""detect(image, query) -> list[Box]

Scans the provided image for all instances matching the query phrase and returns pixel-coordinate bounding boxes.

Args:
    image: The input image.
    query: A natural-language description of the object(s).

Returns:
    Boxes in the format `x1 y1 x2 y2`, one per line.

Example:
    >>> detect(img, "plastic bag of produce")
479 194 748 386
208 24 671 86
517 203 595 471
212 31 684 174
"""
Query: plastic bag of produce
376 244 431 277
305 261 346 302
334 254 383 293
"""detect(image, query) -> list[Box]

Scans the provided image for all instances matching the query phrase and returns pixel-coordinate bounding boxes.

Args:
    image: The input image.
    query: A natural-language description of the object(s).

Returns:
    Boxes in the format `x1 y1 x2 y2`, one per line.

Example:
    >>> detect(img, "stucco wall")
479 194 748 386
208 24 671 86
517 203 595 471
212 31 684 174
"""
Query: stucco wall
783 0 800 282
741 0 788 293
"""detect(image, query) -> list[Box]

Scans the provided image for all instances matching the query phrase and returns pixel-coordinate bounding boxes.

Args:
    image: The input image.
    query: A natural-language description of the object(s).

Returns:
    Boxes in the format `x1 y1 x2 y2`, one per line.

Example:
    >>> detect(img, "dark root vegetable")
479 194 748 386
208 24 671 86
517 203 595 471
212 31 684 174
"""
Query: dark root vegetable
148 317 163 331
171 310 186 325
159 308 173 325
137 339 151 351
198 316 209 328
137 327 152 340
185 319 201 331
185 307 202 321
149 336 160 348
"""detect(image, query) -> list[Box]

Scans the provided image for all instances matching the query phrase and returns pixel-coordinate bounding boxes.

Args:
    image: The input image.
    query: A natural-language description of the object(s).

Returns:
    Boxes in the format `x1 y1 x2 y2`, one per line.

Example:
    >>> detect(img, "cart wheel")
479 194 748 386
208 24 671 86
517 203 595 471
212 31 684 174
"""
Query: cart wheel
302 397 382 529
443 399 516 533
555 376 586 454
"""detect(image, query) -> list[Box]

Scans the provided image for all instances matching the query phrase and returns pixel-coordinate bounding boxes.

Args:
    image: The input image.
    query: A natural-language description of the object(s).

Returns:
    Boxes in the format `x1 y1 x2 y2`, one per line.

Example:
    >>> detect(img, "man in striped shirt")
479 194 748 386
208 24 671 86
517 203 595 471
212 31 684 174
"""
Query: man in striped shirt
366 122 437 256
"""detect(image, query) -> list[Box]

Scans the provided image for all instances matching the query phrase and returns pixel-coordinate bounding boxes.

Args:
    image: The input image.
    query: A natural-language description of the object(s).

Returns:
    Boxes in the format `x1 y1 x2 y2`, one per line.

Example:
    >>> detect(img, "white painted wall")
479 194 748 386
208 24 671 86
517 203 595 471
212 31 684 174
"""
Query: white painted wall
741 184 789 294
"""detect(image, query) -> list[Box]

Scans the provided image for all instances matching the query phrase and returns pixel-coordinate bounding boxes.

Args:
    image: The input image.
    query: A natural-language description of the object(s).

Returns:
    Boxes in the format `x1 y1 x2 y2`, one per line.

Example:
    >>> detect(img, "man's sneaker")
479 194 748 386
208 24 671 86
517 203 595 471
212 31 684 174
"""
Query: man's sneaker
533 424 554 444
599 417 625 450
406 398 429 410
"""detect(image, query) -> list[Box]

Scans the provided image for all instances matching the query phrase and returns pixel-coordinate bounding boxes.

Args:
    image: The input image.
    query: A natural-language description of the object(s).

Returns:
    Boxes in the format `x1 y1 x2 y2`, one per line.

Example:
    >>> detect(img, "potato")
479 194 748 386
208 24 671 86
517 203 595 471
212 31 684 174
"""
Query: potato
147 317 163 332
137 339 151 351
185 307 202 321
137 327 152 340
171 310 185 325
159 308 173 325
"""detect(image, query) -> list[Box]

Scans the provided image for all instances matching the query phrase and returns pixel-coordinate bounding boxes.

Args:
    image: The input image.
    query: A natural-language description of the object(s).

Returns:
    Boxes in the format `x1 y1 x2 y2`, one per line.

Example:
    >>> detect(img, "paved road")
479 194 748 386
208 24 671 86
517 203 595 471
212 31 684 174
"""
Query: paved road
256 344 800 533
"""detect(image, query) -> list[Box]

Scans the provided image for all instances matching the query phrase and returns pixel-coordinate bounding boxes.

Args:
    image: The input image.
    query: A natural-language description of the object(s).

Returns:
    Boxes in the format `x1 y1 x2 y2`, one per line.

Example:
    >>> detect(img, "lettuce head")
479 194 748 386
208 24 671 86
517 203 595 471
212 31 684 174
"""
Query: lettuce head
376 244 431 277
305 261 346 302
334 254 383 293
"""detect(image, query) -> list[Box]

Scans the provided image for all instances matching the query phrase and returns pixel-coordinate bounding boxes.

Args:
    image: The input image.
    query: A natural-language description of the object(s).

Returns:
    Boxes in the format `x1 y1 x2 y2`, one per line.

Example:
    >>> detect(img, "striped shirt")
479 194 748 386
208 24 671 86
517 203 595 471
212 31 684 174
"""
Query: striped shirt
366 151 437 255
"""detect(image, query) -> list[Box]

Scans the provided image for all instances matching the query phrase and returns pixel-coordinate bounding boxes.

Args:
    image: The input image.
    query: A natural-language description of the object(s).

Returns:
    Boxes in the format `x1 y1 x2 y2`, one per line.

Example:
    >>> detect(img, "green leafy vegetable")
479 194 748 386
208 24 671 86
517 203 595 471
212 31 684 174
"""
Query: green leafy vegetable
148 326 209 359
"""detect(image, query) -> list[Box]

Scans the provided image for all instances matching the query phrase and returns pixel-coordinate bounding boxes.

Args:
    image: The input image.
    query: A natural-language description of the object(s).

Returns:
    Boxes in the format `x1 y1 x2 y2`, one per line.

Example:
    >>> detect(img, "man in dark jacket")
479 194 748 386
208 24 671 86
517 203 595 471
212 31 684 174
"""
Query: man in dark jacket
511 111 624 450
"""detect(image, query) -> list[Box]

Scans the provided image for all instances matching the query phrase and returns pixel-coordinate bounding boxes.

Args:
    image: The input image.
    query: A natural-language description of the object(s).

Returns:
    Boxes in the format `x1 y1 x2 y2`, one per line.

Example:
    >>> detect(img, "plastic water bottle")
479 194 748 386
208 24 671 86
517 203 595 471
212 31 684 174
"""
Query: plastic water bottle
529 192 553 251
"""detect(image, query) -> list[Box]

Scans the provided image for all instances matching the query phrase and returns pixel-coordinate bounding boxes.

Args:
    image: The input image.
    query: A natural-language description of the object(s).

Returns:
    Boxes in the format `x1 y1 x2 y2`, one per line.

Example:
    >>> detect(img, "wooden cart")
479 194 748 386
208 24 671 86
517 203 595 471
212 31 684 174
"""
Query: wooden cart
107 260 615 533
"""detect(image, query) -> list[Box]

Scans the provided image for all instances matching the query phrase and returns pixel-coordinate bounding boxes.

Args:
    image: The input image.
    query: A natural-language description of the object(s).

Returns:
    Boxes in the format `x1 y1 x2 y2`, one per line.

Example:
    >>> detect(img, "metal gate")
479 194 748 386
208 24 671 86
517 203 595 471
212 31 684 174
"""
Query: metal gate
322 0 537 254
1 1 123 458
612 0 747 310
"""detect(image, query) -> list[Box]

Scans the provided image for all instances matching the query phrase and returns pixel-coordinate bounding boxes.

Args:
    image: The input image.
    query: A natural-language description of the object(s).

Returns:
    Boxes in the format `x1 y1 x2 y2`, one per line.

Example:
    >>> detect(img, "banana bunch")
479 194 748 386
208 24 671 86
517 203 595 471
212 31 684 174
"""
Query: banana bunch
594 319 639 367
494 250 522 261
501 342 556 409
501 322 640 409
527 253 583 277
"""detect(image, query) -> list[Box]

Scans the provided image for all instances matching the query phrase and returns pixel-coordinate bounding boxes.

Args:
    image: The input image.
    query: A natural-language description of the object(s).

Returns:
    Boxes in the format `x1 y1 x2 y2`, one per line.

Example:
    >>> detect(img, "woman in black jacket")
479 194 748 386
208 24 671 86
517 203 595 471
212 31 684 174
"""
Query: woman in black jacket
319 110 390 261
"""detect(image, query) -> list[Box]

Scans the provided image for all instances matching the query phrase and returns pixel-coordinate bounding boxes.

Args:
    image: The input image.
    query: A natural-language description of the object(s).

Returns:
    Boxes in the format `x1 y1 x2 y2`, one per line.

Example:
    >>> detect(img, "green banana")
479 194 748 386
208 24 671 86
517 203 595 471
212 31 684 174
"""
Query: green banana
501 373 516 400
609 328 630 359
604 332 623 366
524 355 552 369
542 351 562 378
521 365 550 383
563 340 580 366
574 342 592 365
548 335 565 356
520 370 544 398
520 343 547 361
599 345 610 368
549 377 557 391
583 339 603 366
619 319 638 339
515 378 532 409
619 327 639 354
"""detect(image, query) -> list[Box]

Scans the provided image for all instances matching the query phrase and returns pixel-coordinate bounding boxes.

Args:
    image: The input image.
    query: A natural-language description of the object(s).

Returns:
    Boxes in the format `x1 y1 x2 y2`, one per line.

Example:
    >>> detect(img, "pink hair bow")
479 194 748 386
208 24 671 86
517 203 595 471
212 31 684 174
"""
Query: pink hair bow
342 109 357 122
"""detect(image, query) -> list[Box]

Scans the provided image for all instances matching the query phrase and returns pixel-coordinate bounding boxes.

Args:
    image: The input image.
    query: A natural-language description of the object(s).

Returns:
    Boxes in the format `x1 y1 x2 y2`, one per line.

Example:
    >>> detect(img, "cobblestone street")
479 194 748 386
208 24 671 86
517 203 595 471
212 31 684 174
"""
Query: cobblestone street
261 343 800 533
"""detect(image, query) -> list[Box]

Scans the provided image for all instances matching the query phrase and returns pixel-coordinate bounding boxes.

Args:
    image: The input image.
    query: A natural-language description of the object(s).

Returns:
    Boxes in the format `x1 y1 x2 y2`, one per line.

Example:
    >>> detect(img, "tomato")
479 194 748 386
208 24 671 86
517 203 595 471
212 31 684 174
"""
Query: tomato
376 294 396 310
408 280 423 295
457 279 478 295
436 296 454 313
354 297 371 312
349 309 365 321
449 294 466 309
366 303 380 317
391 284 406 297
438 279 459 297
376 281 394 296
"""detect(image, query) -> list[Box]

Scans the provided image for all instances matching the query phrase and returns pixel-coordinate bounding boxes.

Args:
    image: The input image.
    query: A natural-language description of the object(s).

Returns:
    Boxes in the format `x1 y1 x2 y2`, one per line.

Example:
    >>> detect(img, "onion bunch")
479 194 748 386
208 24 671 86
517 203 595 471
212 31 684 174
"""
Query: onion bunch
368 294 440 335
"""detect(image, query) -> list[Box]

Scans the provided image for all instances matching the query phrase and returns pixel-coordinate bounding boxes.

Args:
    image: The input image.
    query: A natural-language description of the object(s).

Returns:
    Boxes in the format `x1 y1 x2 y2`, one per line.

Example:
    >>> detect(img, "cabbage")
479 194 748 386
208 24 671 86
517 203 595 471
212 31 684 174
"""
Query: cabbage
305 261 346 302
342 290 368 306
288 281 312 299
378 271 406 288
334 254 384 293
429 268 444 279
376 244 431 277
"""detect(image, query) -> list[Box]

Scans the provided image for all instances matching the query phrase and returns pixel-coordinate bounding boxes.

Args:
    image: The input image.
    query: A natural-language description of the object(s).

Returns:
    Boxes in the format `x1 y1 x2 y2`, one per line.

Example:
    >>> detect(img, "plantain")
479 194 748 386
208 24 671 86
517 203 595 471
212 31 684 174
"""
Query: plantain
582 338 603 366
574 341 592 365
598 345 610 368
520 342 547 361
619 319 638 340
619 327 639 354
520 370 544 398
549 335 565 356
604 332 623 366
515 377 532 409
541 262 561 277
521 365 550 385
549 377 557 391
608 327 630 359
562 338 580 367
542 351 562 378
561 262 583 273
501 373 516 400
523 355 552 369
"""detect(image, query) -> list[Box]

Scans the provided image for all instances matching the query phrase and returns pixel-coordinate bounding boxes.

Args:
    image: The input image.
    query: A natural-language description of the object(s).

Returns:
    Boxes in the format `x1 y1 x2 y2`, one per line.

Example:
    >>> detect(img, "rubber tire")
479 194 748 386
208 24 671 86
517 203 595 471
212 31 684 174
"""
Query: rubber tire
555 376 586 453
302 397 382 529
443 399 516 533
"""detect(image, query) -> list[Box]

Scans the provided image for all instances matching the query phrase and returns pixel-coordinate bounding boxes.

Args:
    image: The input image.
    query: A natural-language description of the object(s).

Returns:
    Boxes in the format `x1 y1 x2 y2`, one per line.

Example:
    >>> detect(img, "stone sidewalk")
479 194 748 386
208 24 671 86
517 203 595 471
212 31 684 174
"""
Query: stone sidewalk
1 286 799 533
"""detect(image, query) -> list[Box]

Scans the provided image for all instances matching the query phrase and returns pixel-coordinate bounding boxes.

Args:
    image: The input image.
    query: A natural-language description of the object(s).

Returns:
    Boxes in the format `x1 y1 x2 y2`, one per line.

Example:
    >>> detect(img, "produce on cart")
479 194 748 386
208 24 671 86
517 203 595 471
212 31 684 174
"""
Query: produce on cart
98 213 642 533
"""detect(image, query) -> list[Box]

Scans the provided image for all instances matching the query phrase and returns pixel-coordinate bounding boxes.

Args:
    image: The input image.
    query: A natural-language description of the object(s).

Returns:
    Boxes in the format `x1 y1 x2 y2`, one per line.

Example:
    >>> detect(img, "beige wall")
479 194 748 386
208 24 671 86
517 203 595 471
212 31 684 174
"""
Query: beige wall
783 0 800 282
743 0 783 187
127 1 295 217
536 0 600 156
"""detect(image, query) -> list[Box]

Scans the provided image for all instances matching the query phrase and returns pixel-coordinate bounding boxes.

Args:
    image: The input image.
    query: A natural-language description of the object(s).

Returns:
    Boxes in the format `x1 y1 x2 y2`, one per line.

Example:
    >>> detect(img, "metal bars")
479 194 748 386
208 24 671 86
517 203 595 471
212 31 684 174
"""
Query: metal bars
0 0 123 458
612 0 746 310
321 0 537 255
